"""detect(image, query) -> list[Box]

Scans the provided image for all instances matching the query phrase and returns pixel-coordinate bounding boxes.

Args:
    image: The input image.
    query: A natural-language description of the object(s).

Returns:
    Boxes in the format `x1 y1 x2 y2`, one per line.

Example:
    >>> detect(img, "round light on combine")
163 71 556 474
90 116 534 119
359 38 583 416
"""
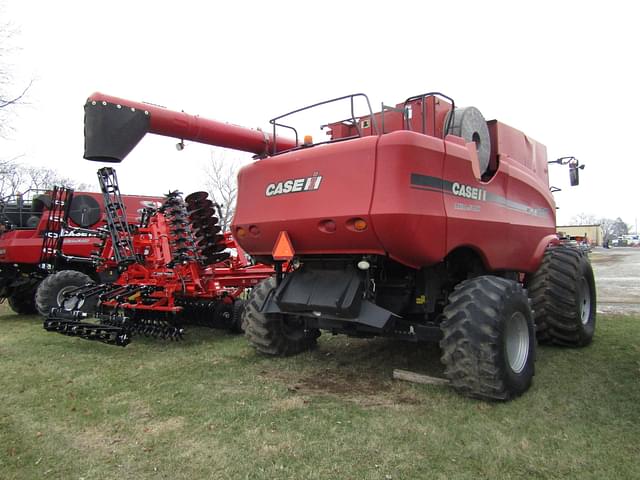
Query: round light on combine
236 227 247 238
353 218 368 231
318 219 336 233
357 260 370 270
304 135 313 145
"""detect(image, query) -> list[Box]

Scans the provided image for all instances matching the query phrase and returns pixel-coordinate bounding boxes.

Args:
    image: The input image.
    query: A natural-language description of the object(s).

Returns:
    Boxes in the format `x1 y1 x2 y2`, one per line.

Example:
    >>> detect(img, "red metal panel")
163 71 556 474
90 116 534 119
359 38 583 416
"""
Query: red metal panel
233 136 385 257
370 131 447 268
0 192 163 265
442 137 555 272
487 120 549 186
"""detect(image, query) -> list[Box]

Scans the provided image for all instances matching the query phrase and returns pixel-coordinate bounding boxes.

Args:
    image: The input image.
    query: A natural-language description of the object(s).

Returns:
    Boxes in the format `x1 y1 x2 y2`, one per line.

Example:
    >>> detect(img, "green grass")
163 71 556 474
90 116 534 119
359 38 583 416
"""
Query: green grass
1 305 639 480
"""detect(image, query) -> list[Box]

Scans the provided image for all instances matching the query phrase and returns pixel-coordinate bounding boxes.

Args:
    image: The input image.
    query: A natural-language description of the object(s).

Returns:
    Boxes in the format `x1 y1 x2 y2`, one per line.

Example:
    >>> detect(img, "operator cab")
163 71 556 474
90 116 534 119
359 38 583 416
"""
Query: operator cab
0 190 52 230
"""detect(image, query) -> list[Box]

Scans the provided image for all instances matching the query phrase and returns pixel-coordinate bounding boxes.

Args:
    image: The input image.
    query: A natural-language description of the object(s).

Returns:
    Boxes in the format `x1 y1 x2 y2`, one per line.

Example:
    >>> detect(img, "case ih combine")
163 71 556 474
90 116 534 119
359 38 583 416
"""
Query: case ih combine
41 167 273 346
0 185 162 314
78 91 596 400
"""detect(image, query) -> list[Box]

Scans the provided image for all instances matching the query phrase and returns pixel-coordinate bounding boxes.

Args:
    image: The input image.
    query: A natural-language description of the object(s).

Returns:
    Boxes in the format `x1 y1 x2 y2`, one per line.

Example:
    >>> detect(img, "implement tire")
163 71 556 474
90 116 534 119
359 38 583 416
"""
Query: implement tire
440 275 536 401
528 246 596 347
244 277 320 356
229 300 246 334
35 270 96 317
8 290 38 315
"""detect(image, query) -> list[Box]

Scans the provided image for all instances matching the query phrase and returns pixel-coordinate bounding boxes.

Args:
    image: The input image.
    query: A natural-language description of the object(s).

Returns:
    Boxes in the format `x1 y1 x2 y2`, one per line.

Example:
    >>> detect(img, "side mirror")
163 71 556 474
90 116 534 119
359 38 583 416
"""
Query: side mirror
548 156 585 187
569 164 580 186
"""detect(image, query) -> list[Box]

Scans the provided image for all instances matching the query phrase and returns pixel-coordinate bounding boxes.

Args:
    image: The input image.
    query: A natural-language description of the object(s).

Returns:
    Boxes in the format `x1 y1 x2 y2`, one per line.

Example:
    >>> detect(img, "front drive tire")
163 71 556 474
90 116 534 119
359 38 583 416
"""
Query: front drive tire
35 270 96 317
440 275 536 401
244 277 320 356
528 246 596 347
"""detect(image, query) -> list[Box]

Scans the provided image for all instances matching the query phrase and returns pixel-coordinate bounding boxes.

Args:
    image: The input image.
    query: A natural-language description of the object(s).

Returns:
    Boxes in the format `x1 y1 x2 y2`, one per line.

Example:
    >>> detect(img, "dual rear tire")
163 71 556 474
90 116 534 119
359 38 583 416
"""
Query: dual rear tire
440 246 596 400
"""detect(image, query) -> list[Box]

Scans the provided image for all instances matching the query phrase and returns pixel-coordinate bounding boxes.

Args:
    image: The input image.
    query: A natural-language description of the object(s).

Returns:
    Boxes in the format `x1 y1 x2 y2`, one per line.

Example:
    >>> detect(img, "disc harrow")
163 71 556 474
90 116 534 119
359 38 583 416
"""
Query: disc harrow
43 168 274 347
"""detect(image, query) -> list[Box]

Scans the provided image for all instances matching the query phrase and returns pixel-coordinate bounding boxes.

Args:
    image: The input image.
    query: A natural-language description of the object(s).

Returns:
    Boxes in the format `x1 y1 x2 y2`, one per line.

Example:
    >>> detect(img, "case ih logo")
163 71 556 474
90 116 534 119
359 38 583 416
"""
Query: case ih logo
452 182 487 201
265 173 323 197
140 200 163 208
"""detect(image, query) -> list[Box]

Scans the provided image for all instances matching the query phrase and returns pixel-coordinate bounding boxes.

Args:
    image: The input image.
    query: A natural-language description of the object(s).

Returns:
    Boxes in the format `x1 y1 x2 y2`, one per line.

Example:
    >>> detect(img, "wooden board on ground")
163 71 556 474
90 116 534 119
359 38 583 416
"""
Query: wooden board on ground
392 369 450 386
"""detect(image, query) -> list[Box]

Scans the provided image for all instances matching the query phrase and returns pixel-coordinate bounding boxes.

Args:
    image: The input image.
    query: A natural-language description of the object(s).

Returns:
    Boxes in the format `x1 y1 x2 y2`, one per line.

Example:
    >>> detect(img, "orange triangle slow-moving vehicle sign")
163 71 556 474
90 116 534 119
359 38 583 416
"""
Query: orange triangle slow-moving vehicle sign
272 231 295 261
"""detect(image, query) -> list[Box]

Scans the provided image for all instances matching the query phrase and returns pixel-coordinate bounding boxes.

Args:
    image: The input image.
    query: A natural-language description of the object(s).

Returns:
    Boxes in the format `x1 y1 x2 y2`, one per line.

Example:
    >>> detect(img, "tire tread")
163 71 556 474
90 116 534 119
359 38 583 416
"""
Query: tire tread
244 277 319 357
440 275 535 401
528 246 596 346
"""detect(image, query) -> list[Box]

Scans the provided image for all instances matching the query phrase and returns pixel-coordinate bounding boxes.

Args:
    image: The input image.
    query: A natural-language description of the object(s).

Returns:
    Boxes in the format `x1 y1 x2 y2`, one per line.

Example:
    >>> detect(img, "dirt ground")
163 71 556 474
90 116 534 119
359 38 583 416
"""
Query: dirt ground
590 247 640 314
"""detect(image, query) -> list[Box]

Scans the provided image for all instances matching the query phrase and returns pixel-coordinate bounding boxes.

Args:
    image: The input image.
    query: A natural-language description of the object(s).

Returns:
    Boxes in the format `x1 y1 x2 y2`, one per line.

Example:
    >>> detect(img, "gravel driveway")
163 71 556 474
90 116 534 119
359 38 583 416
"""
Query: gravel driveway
590 247 640 314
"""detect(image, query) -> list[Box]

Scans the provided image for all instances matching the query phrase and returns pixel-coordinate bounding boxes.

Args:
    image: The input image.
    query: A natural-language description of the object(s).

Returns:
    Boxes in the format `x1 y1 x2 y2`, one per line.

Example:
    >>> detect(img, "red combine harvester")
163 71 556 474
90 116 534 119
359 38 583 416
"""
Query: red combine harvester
80 92 595 400
41 167 273 346
0 185 162 314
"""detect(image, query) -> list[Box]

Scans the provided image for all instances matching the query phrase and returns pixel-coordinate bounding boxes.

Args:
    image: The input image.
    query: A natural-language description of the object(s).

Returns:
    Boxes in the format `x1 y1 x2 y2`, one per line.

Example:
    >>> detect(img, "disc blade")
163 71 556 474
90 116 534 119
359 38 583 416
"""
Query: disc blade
185 191 209 204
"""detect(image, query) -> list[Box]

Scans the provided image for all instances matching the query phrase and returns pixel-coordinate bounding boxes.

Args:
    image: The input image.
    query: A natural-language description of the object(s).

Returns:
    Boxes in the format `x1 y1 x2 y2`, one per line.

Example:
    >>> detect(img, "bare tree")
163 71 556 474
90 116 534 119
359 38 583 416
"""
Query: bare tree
202 149 250 231
570 212 598 225
0 156 25 197
0 7 87 201
0 159 94 199
0 1 32 139
608 217 629 238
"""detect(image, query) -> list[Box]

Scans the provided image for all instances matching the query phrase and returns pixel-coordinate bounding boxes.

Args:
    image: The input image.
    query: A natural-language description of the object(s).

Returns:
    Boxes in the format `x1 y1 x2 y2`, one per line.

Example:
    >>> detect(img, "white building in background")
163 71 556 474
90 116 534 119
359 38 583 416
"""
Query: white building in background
556 224 604 246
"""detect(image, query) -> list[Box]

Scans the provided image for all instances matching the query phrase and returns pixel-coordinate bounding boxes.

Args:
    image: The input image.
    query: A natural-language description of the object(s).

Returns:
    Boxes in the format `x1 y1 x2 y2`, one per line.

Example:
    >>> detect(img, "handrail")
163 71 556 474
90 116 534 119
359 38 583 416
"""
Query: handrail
403 92 456 135
269 93 377 155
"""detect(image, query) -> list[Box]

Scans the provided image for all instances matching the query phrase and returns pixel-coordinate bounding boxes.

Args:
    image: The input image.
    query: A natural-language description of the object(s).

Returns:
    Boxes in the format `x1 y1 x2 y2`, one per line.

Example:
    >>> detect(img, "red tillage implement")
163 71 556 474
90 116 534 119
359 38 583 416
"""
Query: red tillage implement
42 167 272 346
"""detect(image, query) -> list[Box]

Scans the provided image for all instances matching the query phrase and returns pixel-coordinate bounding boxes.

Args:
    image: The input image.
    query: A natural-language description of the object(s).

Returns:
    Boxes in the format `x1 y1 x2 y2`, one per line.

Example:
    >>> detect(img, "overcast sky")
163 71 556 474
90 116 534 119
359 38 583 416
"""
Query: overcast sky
2 0 639 228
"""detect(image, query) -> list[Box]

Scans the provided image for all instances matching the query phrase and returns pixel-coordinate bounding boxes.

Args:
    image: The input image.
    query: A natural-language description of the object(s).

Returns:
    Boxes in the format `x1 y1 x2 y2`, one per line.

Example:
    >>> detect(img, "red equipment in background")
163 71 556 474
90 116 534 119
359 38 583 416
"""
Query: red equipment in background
0 183 163 314
42 167 273 346
79 90 596 401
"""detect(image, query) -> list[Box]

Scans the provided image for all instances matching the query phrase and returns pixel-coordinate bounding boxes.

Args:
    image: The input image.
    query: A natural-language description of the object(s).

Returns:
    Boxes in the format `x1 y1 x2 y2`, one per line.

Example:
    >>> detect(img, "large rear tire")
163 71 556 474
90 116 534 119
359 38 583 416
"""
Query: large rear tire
35 270 96 317
528 246 596 347
440 275 536 401
244 277 320 356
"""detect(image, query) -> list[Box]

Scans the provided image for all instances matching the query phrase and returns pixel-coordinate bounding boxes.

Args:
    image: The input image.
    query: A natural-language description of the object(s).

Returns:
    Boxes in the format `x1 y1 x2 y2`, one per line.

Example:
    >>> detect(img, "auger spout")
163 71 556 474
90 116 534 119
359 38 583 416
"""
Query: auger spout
84 92 297 163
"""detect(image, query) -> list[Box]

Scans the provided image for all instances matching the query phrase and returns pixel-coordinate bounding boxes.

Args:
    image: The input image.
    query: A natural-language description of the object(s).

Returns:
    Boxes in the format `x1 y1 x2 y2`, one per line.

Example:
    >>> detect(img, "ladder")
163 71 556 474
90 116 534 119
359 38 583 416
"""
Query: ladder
38 186 74 273
97 167 139 268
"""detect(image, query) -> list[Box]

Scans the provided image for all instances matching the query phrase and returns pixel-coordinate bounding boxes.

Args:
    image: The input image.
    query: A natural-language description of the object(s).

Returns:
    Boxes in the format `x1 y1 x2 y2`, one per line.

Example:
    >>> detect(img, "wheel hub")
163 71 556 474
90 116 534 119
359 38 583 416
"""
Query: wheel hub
57 286 85 311
579 277 592 325
505 311 529 374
